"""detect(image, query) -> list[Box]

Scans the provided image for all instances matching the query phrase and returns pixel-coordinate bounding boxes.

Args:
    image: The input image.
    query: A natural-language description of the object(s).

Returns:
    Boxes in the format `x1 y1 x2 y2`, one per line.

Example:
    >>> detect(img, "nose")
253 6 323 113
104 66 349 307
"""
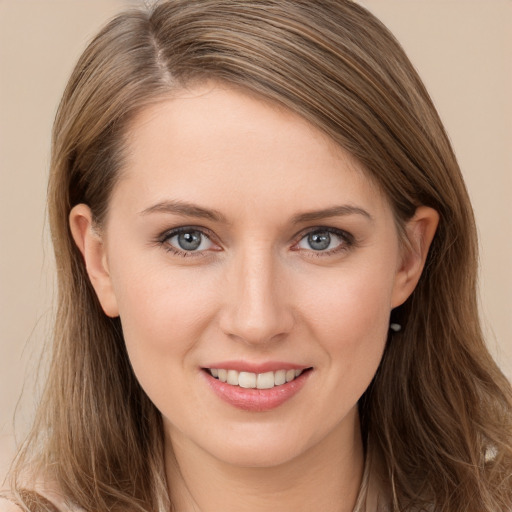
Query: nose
218 246 294 346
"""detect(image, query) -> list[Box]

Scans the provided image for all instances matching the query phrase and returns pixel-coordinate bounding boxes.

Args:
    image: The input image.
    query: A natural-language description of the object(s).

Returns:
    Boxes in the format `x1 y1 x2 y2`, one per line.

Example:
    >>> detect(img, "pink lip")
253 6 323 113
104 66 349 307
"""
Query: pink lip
205 360 309 373
202 367 312 412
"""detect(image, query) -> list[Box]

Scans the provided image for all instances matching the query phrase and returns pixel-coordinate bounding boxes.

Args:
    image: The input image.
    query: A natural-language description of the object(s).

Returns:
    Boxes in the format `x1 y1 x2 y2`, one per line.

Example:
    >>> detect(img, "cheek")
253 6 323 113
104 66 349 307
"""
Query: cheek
301 259 395 333
109 263 222 425
298 260 395 381
108 254 218 376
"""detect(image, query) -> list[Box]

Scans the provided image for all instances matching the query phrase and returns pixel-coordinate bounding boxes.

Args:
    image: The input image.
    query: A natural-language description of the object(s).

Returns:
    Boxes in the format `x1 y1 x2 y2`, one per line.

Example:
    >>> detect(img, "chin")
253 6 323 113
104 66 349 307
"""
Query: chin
201 416 337 469
211 437 309 468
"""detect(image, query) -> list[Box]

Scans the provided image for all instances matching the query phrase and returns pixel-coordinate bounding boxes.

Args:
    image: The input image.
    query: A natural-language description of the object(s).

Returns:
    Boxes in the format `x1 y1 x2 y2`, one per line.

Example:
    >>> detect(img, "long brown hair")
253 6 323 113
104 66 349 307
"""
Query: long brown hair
9 1 512 511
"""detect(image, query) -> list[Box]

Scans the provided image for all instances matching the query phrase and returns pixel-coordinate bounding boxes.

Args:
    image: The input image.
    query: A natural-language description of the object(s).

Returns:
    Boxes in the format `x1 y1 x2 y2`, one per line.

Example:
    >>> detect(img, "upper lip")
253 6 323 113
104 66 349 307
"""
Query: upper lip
203 361 311 374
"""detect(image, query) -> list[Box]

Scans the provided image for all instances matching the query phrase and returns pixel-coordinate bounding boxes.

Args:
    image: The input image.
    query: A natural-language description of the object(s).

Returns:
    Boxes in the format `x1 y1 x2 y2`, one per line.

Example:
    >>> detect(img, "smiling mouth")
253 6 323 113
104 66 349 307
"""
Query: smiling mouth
205 368 312 389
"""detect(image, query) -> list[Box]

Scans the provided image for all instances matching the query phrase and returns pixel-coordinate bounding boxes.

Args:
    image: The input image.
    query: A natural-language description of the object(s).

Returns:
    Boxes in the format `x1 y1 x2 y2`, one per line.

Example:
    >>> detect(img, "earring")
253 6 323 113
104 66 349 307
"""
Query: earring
390 323 402 332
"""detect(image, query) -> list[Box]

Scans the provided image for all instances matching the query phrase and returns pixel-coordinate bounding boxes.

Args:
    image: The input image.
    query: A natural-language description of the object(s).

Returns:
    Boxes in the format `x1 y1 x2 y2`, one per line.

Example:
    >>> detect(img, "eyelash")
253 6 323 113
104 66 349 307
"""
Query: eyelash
156 226 355 258
292 227 355 257
156 226 217 258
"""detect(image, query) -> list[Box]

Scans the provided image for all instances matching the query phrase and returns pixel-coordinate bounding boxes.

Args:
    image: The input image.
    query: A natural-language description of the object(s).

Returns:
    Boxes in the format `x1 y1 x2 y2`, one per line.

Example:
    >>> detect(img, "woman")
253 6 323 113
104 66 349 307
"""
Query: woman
2 1 511 511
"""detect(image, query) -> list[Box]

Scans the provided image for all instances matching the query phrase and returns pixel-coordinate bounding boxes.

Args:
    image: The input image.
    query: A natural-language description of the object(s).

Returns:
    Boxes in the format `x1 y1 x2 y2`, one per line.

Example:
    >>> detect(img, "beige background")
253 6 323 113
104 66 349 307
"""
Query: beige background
1 0 511 484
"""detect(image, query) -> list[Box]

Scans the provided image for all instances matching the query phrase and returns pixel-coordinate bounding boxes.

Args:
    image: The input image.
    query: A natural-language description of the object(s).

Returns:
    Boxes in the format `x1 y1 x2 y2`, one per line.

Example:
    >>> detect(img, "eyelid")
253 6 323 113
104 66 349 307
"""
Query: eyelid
155 224 356 258
157 225 222 257
290 226 355 255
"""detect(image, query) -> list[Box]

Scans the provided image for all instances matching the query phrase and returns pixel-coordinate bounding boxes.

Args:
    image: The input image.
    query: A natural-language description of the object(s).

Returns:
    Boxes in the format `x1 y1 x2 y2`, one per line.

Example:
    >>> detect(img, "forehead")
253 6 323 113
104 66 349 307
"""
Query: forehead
113 83 388 218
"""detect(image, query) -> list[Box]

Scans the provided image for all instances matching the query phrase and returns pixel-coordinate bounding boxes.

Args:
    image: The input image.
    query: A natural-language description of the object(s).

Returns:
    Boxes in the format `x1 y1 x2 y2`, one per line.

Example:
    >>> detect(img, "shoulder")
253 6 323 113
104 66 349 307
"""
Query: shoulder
0 497 22 512
0 485 69 512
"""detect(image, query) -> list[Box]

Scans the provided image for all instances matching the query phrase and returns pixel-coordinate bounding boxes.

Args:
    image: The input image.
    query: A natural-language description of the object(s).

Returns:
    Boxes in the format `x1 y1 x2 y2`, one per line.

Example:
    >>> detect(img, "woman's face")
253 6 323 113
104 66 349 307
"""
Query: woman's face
74 83 432 468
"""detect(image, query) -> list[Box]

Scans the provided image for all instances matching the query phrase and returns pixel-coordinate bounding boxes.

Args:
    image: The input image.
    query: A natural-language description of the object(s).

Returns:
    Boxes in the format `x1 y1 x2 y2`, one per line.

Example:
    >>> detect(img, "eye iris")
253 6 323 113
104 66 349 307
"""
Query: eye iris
308 231 331 251
177 231 202 250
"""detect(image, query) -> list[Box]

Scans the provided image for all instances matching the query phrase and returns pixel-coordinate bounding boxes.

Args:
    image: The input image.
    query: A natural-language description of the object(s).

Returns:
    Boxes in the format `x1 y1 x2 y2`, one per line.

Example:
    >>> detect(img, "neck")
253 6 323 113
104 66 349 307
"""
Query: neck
165 410 364 512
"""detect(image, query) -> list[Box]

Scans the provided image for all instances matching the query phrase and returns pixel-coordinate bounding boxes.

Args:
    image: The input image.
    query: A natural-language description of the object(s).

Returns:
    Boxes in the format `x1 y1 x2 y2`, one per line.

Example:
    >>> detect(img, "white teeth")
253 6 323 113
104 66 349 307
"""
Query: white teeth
257 371 275 389
208 367 307 389
274 369 286 386
227 369 239 385
238 371 256 388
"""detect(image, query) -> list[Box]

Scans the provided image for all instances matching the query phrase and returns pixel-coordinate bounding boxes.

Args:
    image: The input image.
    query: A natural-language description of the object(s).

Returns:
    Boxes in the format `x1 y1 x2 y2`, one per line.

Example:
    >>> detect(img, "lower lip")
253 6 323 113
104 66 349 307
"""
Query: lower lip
203 370 311 412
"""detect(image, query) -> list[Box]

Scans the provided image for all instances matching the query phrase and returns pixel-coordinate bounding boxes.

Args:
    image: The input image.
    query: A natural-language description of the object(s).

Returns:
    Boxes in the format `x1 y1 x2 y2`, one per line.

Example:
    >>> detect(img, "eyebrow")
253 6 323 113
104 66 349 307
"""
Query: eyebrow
291 205 373 224
139 200 228 223
139 200 372 224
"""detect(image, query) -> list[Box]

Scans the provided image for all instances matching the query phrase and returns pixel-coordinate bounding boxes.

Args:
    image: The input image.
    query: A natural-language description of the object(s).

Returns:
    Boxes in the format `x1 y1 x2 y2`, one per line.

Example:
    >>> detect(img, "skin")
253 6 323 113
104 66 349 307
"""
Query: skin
70 83 438 512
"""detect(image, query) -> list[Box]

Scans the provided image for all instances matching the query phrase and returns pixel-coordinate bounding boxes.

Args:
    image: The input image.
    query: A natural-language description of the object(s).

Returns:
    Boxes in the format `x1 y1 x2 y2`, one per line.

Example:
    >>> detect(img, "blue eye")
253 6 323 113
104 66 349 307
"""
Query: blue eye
164 228 214 253
296 229 350 253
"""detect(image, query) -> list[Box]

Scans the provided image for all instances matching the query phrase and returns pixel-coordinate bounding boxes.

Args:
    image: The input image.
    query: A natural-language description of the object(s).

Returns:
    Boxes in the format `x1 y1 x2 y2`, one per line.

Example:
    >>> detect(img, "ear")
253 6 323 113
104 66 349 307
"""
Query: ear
69 204 119 317
391 206 439 308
